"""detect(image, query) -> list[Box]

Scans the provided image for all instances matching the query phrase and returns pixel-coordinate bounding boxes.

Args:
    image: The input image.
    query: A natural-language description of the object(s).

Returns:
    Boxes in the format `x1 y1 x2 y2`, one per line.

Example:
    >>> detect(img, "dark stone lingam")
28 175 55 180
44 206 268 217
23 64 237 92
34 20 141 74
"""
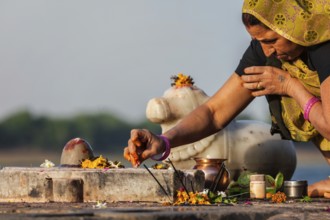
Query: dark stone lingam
60 137 94 167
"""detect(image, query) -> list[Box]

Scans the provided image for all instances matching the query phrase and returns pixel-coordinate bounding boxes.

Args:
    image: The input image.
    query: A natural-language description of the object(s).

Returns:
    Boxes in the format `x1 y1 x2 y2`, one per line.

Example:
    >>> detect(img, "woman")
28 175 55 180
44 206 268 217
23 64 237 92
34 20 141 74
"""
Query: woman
124 0 330 197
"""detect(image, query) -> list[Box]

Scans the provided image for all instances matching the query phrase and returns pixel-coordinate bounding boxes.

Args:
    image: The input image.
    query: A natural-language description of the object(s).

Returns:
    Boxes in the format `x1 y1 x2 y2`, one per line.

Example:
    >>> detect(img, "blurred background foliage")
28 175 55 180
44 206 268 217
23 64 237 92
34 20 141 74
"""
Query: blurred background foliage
0 110 161 154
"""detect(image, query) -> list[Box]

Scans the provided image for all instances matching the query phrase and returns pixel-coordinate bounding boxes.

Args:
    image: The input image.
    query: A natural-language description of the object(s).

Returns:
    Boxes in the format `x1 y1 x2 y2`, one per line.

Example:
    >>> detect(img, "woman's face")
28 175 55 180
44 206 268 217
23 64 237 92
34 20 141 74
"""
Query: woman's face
245 25 305 61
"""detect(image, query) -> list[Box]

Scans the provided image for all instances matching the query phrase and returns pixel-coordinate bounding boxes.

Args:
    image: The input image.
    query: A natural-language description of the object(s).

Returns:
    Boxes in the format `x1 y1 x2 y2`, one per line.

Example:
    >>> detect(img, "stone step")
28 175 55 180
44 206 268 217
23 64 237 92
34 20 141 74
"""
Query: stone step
0 167 204 203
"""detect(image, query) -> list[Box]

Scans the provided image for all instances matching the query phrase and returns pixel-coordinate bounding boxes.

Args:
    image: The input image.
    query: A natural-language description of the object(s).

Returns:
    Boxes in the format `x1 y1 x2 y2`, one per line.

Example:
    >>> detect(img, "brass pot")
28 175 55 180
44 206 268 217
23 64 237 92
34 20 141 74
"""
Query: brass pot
193 158 230 192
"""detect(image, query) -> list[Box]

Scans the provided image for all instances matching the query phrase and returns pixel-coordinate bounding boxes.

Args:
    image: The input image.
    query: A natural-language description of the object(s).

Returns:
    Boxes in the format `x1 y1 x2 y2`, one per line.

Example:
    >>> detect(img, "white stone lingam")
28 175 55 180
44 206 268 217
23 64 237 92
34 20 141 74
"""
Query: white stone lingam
146 76 296 180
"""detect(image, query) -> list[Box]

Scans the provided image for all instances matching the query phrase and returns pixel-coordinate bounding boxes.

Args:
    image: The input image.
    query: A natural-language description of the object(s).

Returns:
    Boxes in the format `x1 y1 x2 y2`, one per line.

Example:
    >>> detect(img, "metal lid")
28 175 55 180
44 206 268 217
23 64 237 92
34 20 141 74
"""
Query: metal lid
250 174 265 181
284 180 308 186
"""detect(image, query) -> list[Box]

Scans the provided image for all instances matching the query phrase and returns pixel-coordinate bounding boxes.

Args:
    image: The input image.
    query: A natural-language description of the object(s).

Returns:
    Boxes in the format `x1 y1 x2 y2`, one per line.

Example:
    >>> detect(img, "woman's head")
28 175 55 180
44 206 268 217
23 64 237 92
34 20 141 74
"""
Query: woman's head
242 13 266 29
244 18 305 61
242 13 304 61
242 0 330 46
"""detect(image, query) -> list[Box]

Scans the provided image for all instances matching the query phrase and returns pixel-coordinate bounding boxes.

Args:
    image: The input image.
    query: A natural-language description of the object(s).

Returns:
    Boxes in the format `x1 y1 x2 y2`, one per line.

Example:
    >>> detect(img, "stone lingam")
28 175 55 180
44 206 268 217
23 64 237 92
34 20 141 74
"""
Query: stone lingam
146 73 297 181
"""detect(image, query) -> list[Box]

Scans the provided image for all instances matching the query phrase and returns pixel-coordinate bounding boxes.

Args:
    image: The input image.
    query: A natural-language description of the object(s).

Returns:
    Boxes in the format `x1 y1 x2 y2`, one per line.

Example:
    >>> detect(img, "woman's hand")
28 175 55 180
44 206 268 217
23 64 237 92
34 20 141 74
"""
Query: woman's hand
123 129 166 167
308 179 330 198
241 66 293 97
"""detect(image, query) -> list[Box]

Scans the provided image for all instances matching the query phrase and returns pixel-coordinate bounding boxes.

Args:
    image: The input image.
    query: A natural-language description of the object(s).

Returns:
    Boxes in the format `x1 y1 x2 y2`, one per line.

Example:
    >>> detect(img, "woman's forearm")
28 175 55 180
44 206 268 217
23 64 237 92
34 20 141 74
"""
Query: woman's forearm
287 77 330 140
163 73 255 148
163 104 218 148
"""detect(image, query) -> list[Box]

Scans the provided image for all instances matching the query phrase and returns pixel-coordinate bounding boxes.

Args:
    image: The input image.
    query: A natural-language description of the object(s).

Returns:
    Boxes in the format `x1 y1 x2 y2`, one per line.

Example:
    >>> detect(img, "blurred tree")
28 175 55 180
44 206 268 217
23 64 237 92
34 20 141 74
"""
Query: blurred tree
0 111 34 147
0 110 268 152
0 110 161 153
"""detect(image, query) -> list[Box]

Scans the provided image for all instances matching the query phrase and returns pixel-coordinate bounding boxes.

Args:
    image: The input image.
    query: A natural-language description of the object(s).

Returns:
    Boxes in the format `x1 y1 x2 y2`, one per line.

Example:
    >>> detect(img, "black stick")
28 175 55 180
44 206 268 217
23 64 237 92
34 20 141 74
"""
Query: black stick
210 162 225 192
167 159 190 198
143 164 171 200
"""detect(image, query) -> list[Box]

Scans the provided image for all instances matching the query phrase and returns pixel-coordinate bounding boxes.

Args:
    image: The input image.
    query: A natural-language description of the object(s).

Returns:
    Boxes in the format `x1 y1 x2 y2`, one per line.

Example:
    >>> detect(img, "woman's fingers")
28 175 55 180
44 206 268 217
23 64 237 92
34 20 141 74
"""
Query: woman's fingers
124 129 165 167
324 192 330 199
124 129 152 167
242 81 264 90
244 66 265 74
131 129 143 146
241 66 269 83
123 147 131 161
123 137 141 167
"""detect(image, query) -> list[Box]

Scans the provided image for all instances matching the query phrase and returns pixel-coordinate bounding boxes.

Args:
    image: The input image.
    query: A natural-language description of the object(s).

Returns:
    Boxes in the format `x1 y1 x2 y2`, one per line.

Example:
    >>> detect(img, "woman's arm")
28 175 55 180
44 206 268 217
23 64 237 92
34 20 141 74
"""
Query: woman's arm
308 77 330 163
241 66 330 141
308 77 330 141
164 73 255 148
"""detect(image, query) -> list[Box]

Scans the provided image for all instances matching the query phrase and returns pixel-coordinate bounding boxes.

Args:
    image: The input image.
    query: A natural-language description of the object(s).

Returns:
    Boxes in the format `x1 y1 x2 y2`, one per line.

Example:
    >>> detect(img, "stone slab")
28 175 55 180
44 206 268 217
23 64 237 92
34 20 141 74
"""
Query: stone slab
0 199 329 220
0 167 204 203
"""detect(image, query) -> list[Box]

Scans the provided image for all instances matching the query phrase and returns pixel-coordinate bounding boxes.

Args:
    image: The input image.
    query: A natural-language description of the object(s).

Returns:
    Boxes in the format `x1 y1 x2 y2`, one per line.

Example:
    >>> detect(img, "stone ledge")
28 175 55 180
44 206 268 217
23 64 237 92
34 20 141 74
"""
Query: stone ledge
0 167 204 203
0 200 329 220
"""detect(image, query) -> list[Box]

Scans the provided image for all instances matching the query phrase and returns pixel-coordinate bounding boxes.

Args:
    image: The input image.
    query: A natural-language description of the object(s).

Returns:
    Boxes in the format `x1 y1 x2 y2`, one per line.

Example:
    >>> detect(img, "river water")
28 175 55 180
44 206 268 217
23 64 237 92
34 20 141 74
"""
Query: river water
292 164 329 184
292 142 329 184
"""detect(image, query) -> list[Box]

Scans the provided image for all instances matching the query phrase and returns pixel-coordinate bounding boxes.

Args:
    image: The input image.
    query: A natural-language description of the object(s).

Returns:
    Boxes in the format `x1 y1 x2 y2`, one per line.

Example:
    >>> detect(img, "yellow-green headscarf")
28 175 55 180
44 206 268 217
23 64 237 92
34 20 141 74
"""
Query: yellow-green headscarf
242 0 330 46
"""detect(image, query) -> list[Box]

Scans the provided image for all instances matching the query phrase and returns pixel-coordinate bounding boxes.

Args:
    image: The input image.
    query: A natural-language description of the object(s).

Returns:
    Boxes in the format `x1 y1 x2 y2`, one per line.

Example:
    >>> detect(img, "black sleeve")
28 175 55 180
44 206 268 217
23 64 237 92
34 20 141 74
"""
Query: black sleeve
308 41 330 84
235 40 267 76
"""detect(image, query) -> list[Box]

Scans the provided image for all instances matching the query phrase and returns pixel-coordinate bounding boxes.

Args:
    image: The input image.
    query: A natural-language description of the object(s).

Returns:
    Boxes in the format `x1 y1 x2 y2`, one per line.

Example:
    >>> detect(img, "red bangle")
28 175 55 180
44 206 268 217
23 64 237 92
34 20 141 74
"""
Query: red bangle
303 96 320 121
151 135 171 161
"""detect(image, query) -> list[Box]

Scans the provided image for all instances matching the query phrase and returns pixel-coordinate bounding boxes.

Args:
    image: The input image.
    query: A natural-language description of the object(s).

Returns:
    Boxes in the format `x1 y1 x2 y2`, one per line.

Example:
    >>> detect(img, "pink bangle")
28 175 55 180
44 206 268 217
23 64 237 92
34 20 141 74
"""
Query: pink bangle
151 135 171 161
303 96 320 121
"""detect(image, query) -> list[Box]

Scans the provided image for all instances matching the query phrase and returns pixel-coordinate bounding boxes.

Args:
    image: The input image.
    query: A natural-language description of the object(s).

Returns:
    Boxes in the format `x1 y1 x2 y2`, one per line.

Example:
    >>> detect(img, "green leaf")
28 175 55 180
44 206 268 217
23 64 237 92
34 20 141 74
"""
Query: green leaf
265 175 275 187
196 194 204 201
208 191 216 199
227 181 239 189
300 196 312 203
227 187 250 197
266 187 276 194
213 196 223 203
237 171 255 187
223 197 237 204
227 187 241 195
274 172 284 190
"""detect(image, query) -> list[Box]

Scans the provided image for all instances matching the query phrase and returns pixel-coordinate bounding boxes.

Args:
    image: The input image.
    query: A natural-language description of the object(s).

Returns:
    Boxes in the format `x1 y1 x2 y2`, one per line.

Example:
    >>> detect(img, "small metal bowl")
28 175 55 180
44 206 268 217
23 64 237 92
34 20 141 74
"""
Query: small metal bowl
284 180 308 198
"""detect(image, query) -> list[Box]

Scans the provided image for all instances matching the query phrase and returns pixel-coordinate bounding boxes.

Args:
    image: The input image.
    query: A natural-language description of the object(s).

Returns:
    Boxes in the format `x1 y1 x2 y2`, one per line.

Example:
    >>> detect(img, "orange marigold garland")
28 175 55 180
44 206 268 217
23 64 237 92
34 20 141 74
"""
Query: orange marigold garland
81 155 124 169
173 188 235 205
174 188 211 205
271 191 287 203
171 73 194 88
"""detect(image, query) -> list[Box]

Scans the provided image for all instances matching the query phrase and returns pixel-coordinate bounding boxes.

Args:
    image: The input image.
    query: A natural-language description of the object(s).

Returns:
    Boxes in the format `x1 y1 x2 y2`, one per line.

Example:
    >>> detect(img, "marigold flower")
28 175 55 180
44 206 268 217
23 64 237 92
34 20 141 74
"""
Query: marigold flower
271 191 287 203
171 73 194 88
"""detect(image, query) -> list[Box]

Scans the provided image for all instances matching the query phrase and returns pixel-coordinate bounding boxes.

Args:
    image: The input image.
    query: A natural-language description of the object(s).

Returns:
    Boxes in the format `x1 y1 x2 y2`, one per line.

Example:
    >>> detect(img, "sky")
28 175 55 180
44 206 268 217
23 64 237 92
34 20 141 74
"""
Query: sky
0 0 269 123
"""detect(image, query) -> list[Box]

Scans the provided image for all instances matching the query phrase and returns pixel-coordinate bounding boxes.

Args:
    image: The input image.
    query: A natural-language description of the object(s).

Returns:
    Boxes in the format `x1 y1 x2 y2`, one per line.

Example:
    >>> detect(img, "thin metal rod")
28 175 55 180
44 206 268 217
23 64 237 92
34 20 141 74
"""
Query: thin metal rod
143 164 171 200
210 162 225 192
166 159 190 198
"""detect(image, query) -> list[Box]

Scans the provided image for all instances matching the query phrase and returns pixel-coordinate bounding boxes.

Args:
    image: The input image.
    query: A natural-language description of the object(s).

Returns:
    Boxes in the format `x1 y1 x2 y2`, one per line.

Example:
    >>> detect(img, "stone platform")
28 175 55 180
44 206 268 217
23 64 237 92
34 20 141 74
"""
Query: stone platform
0 167 204 203
0 199 329 220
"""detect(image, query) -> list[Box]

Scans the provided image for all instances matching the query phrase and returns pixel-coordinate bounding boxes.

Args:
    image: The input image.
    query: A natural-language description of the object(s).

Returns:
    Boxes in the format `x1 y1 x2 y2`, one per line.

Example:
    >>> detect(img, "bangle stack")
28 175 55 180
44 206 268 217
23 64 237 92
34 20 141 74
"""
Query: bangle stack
151 135 171 161
303 96 320 121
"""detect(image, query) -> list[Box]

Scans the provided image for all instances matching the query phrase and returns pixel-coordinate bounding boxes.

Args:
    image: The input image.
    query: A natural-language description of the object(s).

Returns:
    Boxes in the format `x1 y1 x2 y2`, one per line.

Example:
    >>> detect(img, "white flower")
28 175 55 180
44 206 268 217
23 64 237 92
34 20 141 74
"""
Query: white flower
40 159 55 168
108 160 121 169
201 189 209 195
92 201 107 209
217 191 227 198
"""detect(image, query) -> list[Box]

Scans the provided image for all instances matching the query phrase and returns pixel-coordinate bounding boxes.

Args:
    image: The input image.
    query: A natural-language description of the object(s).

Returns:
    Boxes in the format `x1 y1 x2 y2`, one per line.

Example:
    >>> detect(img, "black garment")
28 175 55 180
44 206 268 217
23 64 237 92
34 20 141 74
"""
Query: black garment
234 40 330 140
235 40 330 83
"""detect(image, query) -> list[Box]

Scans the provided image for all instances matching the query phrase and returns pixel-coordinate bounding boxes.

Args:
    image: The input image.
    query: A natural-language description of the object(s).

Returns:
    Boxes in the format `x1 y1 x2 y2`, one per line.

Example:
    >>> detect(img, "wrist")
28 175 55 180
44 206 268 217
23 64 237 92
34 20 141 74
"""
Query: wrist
285 77 299 97
303 96 320 122
151 135 171 161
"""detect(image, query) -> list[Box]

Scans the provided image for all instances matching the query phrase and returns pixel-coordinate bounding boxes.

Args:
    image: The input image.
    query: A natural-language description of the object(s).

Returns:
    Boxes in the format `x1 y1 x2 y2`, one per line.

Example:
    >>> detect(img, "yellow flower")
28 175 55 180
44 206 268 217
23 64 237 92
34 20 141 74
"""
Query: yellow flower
171 73 194 88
